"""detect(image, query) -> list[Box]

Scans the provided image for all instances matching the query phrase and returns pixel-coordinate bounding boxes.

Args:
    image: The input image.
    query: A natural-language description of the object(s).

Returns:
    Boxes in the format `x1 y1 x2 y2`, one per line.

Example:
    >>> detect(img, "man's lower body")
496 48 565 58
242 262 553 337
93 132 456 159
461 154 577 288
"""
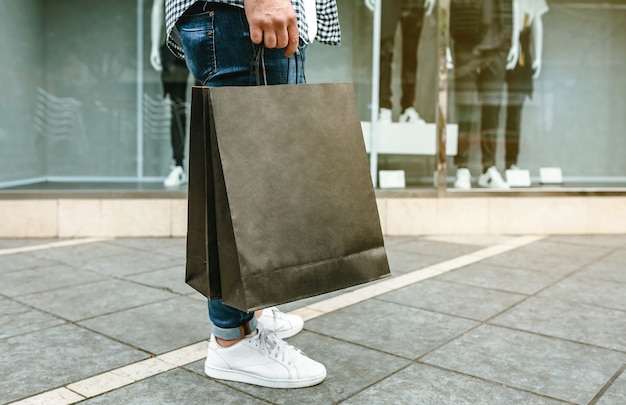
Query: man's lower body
453 46 509 189
177 2 326 388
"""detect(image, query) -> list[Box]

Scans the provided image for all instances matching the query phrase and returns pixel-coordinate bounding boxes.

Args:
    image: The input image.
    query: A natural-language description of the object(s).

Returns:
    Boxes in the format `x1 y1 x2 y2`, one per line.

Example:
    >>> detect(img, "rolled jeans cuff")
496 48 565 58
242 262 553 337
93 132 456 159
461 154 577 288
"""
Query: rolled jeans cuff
211 315 258 340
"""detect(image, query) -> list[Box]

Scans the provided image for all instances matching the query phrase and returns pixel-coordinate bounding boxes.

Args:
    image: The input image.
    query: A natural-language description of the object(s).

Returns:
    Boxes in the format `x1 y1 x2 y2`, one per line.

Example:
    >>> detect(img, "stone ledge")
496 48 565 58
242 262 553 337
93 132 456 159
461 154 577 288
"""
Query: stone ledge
1 196 624 238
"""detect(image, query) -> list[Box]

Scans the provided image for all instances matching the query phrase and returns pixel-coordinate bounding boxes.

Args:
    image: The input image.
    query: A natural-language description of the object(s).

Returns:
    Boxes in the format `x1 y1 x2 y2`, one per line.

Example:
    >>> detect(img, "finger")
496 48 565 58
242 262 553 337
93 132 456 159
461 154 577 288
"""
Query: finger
284 20 299 57
275 24 289 50
263 31 277 49
249 25 263 45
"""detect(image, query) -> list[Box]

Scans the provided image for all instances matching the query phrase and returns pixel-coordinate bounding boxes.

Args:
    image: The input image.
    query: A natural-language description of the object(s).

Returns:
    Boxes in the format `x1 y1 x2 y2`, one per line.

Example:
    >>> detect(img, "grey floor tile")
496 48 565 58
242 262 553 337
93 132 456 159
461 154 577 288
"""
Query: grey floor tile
387 238 480 259
31 241 140 265
385 249 444 274
379 279 527 321
304 299 478 359
538 273 626 311
603 248 626 265
546 235 626 248
341 363 567 405
510 240 613 261
1 324 147 404
81 368 271 405
108 237 187 259
438 263 565 295
276 289 348 314
0 298 65 339
0 252 60 272
124 265 195 296
383 235 420 248
481 249 588 274
17 279 178 321
491 296 626 352
423 234 519 247
185 331 411 405
422 325 626 404
79 296 210 354
0 263 106 297
596 369 626 405
276 274 401 315
577 259 626 284
82 250 183 277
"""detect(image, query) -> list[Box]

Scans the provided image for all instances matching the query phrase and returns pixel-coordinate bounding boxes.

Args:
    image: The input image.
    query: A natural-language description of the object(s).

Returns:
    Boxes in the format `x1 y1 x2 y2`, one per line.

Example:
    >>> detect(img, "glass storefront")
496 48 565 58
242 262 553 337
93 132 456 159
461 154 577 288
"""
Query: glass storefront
442 0 626 190
0 0 624 192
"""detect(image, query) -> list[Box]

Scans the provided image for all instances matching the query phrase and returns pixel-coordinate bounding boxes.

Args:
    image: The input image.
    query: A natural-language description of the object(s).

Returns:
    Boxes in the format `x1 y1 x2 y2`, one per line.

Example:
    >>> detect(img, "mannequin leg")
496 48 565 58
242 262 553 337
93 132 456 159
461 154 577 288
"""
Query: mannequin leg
379 0 402 110
477 50 507 172
453 43 480 169
453 103 477 169
162 76 189 187
505 101 523 169
480 104 500 170
398 8 424 111
167 81 187 167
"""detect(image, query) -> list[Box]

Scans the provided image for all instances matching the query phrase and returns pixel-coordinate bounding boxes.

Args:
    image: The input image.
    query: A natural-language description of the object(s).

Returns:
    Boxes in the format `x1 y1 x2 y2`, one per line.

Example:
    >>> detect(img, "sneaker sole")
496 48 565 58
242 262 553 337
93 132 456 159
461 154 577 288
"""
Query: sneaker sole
204 364 326 388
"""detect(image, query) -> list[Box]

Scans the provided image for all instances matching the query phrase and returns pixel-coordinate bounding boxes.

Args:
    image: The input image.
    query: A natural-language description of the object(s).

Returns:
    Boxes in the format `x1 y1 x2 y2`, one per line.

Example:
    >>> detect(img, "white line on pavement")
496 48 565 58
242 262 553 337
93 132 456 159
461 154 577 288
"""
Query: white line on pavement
0 238 111 256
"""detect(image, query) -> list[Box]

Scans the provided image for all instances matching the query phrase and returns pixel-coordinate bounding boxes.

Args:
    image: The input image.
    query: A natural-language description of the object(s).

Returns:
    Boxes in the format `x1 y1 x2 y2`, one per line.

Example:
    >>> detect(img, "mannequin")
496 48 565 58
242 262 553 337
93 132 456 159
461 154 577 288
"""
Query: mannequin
450 0 521 189
365 0 435 123
151 0 190 188
504 0 548 171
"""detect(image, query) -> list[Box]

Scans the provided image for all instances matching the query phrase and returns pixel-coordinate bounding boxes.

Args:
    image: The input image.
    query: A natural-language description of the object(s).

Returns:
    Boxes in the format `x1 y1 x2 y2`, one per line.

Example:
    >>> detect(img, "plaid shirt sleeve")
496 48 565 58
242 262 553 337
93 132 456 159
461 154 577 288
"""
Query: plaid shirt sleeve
315 0 341 46
165 0 340 59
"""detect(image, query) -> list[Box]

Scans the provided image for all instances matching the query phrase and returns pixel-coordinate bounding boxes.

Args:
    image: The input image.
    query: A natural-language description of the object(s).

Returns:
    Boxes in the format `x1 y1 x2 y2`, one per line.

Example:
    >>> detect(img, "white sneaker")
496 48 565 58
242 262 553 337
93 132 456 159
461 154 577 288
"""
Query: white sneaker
258 307 304 339
508 164 522 171
478 166 510 189
378 107 392 123
399 107 424 123
164 165 187 187
204 328 327 388
454 168 472 189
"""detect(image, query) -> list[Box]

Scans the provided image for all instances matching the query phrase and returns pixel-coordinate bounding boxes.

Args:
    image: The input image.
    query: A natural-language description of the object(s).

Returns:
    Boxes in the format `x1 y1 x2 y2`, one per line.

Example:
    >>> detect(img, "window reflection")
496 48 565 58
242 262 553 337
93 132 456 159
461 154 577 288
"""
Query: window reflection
0 0 624 191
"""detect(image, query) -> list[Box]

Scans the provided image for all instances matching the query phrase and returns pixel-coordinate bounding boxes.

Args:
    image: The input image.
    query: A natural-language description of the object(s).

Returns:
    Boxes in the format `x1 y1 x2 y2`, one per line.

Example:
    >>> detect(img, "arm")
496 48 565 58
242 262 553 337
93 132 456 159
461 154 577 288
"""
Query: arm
150 0 165 72
506 0 521 70
244 0 299 57
532 15 544 79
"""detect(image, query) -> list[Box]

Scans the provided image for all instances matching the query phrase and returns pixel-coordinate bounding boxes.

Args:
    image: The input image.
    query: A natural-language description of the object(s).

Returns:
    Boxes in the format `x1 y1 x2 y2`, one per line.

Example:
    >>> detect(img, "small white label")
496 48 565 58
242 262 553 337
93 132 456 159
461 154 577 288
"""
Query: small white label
379 170 406 189
540 167 563 184
506 169 532 187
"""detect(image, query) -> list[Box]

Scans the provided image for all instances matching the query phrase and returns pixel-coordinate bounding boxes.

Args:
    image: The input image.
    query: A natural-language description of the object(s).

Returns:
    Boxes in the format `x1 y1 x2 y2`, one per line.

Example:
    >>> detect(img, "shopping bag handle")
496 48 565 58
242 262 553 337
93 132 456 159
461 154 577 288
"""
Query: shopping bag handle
253 45 302 85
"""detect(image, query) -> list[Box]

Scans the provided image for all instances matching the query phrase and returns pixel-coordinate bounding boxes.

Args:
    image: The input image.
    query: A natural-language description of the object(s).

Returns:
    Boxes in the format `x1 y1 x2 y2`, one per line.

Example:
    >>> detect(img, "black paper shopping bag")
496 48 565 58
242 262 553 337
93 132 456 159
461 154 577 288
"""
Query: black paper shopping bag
186 83 390 312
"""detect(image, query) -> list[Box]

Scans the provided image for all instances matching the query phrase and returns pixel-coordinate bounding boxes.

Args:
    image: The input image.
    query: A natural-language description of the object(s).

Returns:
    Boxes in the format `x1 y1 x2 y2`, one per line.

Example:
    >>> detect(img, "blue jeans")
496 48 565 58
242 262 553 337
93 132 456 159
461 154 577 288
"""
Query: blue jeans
176 2 305 340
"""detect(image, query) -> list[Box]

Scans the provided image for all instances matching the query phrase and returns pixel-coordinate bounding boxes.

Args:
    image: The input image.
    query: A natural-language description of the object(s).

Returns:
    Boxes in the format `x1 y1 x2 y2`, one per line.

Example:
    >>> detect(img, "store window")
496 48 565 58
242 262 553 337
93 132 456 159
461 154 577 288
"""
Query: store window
0 0 181 190
0 0 624 192
446 0 626 190
321 0 444 189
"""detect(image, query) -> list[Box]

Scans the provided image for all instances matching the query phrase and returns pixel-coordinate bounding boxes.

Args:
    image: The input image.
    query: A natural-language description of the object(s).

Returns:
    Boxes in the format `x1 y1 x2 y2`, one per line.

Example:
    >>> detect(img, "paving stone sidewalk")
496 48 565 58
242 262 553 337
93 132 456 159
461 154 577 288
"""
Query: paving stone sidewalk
1 235 625 404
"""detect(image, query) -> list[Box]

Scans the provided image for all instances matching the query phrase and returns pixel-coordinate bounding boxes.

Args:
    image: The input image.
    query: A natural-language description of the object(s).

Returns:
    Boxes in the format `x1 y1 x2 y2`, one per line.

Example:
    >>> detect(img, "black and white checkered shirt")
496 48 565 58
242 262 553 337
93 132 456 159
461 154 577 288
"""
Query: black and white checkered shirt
165 0 341 59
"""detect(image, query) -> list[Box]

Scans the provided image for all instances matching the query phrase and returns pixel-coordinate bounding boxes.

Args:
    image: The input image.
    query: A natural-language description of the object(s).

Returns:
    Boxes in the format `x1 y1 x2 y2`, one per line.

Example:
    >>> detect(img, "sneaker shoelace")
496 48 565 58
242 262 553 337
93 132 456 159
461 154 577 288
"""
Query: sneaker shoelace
253 328 302 366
